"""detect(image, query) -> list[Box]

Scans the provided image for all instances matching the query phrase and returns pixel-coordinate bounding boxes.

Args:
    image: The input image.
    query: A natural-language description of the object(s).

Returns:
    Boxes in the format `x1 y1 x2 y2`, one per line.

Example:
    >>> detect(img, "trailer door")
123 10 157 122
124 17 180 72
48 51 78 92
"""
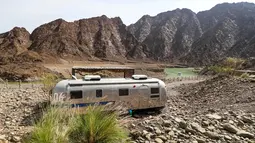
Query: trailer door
138 84 150 109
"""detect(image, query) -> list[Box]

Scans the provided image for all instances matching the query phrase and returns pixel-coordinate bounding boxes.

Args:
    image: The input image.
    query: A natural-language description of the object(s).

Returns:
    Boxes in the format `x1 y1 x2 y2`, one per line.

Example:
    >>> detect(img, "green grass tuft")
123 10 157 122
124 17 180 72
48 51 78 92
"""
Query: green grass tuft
24 106 74 143
23 105 129 143
69 105 129 143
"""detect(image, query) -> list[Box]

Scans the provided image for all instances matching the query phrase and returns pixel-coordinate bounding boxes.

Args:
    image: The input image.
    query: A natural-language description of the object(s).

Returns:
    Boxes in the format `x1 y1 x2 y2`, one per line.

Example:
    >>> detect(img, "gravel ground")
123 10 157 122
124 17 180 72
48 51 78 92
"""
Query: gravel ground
0 76 255 143
0 86 48 143
127 75 255 143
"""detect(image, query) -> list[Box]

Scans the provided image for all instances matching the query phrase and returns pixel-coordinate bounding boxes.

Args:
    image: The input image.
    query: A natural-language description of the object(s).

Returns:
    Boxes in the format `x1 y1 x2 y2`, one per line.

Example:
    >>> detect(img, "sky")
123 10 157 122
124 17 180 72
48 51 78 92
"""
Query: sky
1 0 255 33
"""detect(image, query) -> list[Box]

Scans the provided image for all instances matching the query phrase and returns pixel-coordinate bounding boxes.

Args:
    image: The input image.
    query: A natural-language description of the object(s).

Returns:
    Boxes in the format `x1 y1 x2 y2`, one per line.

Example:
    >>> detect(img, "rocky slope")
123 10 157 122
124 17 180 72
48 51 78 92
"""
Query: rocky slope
1 2 255 80
127 75 255 143
0 16 149 81
0 27 31 57
184 2 255 66
0 28 57 81
128 9 202 62
29 16 148 62
0 85 47 143
128 2 255 65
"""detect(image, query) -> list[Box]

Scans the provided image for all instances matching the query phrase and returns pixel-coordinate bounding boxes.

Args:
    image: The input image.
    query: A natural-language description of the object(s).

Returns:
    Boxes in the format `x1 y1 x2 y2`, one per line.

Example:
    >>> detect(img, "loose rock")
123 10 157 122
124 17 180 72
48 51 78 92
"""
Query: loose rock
206 114 222 120
222 123 239 134
155 138 163 143
204 131 221 140
191 122 205 134
236 130 254 139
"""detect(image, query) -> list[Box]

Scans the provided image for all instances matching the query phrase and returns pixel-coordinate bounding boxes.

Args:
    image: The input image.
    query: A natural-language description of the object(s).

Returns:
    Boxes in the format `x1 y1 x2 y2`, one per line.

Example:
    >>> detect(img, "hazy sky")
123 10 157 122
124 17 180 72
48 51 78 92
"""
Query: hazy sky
1 0 255 33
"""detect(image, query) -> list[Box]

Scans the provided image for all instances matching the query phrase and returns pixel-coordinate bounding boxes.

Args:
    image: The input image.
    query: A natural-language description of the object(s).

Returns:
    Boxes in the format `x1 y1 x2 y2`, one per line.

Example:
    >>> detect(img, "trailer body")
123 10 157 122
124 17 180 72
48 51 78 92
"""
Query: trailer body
51 75 167 111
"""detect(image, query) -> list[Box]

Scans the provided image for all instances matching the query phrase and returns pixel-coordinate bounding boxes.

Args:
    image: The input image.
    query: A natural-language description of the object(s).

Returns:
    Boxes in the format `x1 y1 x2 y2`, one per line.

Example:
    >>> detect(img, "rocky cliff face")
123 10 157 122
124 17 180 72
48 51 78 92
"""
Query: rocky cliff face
128 2 255 65
0 27 31 57
128 9 202 62
0 27 58 81
29 15 148 62
0 16 149 80
185 2 255 66
183 17 240 65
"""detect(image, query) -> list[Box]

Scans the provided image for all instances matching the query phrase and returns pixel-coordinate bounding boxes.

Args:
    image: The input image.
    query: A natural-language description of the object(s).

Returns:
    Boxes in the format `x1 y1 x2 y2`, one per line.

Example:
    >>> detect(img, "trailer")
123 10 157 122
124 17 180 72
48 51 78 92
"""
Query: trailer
50 66 167 112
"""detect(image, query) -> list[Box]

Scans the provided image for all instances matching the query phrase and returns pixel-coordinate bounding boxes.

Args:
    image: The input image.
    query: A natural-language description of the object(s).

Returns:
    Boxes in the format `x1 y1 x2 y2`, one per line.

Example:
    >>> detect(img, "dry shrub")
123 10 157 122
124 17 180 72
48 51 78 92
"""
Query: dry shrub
41 73 59 95
208 66 234 75
223 57 246 69
240 73 250 79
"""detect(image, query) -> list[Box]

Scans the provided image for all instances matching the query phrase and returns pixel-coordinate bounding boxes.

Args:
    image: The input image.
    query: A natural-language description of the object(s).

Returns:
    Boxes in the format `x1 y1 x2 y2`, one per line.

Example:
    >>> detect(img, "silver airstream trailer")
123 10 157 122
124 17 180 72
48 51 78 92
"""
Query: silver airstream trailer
50 66 167 112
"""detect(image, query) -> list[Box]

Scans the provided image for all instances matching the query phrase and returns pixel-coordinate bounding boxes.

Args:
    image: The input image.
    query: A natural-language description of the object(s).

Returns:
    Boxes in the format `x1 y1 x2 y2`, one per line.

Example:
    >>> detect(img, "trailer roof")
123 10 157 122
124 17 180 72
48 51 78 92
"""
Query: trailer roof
72 66 134 70
61 77 161 86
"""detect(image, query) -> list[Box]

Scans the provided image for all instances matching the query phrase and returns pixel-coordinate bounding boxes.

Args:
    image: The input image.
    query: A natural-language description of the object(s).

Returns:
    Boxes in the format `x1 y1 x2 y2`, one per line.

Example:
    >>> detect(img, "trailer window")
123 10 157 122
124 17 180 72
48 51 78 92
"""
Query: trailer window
151 88 159 94
119 89 129 96
70 91 83 99
96 90 102 98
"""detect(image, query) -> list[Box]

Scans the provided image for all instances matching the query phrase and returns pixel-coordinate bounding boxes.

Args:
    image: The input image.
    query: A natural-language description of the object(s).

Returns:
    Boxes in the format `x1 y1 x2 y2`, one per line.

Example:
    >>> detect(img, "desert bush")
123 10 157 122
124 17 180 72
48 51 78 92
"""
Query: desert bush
192 68 201 74
69 105 129 143
240 73 250 78
223 57 246 69
41 73 60 95
208 66 234 75
207 57 246 76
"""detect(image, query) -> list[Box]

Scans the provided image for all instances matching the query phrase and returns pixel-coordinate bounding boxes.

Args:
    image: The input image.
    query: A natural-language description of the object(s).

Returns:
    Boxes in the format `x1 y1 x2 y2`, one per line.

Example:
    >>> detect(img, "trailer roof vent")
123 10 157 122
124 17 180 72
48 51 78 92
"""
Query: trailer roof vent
83 75 101 81
132 75 148 80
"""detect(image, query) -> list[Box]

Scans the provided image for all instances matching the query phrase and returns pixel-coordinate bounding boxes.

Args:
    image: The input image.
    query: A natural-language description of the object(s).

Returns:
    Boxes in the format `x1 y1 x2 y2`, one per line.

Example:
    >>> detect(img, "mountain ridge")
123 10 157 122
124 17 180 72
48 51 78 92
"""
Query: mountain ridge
128 2 255 65
1 2 255 80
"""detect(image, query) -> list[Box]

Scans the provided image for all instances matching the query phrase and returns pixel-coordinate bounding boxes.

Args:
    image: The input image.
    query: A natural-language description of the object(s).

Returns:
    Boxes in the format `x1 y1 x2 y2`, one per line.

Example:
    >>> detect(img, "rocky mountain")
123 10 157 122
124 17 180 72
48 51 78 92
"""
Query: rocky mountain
128 2 255 66
184 2 255 66
0 27 31 57
1 2 255 80
128 9 202 62
0 16 149 80
0 27 57 81
29 15 148 62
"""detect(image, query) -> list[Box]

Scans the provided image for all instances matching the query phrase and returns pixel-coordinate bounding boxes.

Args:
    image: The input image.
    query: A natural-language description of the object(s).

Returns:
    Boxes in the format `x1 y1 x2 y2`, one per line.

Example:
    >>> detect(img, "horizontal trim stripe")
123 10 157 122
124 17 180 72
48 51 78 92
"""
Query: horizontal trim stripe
71 101 114 108
151 95 160 98
69 81 159 86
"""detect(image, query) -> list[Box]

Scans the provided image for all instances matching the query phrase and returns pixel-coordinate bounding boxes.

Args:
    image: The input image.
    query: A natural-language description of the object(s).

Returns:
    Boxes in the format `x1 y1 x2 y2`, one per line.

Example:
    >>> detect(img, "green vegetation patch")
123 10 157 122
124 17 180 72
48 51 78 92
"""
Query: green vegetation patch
23 105 129 143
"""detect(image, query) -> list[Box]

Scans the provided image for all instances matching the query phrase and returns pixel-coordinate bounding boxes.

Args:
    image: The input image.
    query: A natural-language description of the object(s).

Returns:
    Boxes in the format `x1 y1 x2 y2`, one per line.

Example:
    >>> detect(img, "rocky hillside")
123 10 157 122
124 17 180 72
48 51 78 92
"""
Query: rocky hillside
0 27 31 57
0 27 56 81
0 16 149 81
128 2 255 66
128 75 255 143
29 16 148 62
1 15 148 63
128 9 202 62
1 2 255 80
